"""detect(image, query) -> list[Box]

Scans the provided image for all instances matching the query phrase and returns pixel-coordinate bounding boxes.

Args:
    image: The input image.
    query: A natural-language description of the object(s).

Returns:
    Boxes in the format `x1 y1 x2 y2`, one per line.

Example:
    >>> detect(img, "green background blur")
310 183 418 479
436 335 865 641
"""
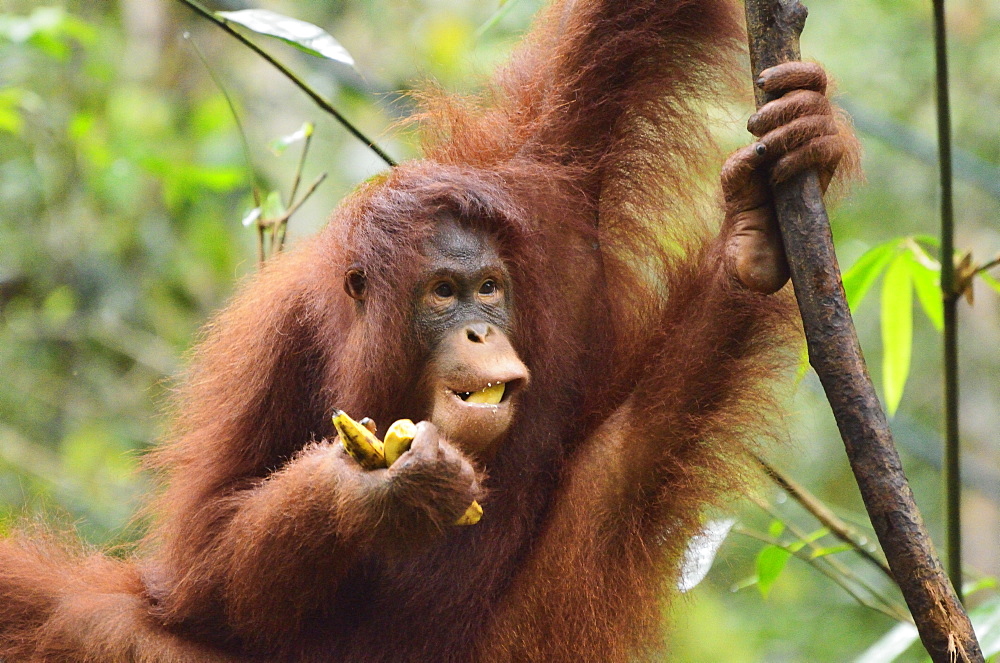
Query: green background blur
1 0 998 660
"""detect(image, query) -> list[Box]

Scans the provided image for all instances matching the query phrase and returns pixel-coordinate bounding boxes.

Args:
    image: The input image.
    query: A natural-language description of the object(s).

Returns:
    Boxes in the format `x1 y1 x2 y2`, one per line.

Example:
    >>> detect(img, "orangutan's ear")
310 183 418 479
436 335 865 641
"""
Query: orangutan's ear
344 267 367 301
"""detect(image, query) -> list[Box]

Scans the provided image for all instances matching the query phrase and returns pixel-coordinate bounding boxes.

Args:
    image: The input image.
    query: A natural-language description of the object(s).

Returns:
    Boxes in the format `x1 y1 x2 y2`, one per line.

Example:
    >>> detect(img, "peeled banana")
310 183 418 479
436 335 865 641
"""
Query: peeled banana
332 410 483 526
383 418 418 467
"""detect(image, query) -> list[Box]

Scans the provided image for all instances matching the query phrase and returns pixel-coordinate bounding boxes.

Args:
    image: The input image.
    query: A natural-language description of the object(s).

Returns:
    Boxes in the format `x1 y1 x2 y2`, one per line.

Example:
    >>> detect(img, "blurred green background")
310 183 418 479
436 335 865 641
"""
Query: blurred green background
1 0 998 660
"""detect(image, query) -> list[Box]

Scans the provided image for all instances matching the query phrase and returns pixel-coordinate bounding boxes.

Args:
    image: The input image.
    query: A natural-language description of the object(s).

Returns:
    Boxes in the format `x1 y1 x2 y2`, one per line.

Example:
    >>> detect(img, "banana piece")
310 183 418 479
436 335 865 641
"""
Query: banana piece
465 382 505 405
383 418 417 467
332 409 385 470
454 500 483 526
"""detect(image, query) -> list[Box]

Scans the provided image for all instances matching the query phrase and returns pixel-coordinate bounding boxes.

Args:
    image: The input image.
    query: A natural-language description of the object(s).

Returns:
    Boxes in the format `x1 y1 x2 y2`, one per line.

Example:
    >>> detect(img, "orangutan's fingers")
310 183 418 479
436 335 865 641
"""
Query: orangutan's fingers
757 115 840 164
756 61 827 97
721 144 766 200
770 135 846 187
747 89 832 137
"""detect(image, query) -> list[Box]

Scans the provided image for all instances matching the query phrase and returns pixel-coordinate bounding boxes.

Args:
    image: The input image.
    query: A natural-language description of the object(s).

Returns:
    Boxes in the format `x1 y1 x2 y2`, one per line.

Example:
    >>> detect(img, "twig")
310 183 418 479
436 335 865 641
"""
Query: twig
733 527 908 623
276 172 327 253
182 31 264 193
743 1 982 660
174 0 397 167
756 455 893 580
749 494 911 623
973 256 1000 276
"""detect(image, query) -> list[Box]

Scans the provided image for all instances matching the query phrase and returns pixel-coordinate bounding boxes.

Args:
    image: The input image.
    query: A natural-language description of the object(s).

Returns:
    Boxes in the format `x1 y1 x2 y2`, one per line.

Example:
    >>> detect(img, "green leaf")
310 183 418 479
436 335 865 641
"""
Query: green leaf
0 88 24 134
755 545 791 599
842 241 899 312
42 285 76 326
767 519 785 539
912 234 940 248
217 10 356 67
788 528 830 553
905 249 943 331
881 253 914 416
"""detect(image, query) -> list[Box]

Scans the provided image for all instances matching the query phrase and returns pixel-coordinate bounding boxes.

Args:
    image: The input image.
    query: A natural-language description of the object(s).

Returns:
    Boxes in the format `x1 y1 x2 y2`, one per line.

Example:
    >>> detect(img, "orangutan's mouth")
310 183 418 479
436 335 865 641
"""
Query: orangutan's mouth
449 379 524 406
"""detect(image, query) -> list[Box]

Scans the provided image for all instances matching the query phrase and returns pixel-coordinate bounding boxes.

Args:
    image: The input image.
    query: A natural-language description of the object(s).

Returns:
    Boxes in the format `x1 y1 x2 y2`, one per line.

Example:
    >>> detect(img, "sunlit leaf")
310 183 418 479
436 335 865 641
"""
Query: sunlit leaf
756 545 791 599
905 250 943 331
767 519 785 539
842 240 899 312
217 10 356 67
788 528 829 553
881 253 913 416
0 88 24 134
270 122 314 155
677 519 735 593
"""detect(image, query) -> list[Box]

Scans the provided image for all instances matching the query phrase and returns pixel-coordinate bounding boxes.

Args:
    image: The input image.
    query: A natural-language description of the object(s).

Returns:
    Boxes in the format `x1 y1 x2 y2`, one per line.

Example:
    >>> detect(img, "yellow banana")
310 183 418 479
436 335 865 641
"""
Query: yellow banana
334 411 483 525
454 500 483 526
332 409 385 470
383 418 418 467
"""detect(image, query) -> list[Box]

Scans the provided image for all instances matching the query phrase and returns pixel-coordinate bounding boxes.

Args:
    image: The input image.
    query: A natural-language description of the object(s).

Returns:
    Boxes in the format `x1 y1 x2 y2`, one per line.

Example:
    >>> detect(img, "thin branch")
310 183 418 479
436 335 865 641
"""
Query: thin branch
183 31 264 193
288 126 313 206
174 0 397 167
932 0 963 603
973 256 1000 276
756 455 893 580
733 527 908 623
276 172 327 253
749 494 911 623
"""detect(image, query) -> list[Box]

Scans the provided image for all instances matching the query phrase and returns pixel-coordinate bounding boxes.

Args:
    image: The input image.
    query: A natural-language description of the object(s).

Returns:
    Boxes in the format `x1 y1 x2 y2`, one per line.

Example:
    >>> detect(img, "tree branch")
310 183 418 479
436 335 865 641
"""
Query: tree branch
743 1 982 660
175 0 397 167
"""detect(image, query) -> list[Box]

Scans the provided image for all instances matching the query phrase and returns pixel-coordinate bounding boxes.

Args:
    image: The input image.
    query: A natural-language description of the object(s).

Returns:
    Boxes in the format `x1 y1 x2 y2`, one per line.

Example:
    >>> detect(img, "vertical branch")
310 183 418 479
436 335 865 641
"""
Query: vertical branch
932 0 963 602
743 1 982 660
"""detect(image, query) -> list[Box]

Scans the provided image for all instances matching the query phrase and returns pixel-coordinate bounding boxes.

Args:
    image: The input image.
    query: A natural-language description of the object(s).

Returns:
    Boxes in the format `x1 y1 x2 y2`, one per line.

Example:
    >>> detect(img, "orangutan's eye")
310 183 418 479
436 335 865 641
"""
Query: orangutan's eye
434 282 455 298
479 280 497 296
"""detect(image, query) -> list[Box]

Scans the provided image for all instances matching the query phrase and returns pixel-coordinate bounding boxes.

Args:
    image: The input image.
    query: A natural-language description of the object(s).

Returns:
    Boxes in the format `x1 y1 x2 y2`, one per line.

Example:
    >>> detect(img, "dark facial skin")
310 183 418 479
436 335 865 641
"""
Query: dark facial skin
413 217 513 350
414 218 529 457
